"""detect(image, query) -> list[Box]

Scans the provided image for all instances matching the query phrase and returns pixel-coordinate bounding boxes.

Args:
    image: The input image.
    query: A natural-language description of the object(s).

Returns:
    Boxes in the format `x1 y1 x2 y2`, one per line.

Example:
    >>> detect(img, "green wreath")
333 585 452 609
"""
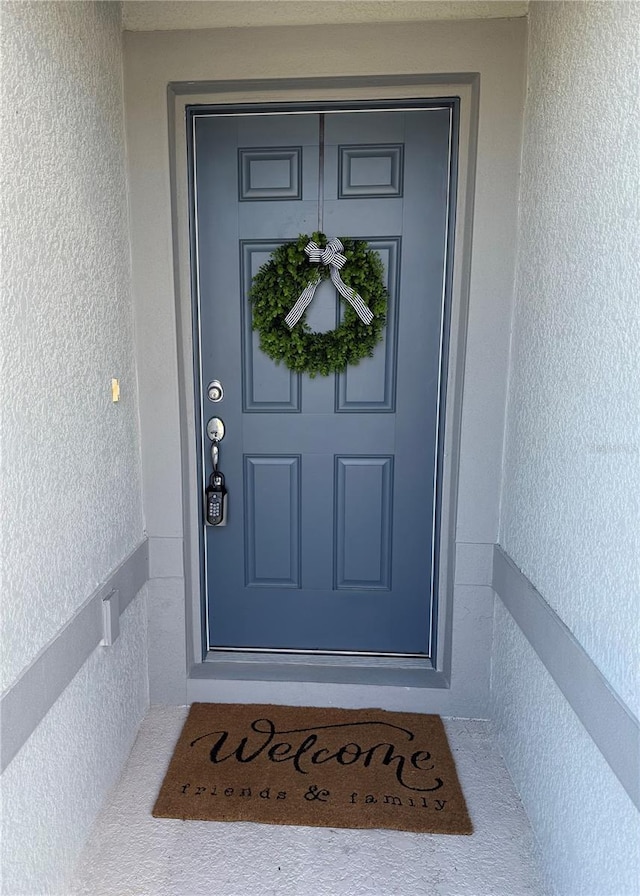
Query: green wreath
250 232 387 377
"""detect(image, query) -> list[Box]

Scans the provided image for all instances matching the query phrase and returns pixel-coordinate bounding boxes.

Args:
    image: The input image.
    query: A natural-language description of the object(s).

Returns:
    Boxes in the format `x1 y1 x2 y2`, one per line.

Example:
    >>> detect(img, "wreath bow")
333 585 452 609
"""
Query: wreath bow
285 238 374 329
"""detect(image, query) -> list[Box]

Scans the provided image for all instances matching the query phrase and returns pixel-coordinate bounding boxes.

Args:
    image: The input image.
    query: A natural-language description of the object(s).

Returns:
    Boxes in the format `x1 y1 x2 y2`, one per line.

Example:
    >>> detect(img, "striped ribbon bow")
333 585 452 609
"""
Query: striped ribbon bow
284 238 374 329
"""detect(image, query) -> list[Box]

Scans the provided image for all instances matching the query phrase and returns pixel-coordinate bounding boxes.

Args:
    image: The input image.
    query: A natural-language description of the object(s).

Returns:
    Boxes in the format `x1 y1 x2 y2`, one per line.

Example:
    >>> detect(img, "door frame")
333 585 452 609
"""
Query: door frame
169 75 478 690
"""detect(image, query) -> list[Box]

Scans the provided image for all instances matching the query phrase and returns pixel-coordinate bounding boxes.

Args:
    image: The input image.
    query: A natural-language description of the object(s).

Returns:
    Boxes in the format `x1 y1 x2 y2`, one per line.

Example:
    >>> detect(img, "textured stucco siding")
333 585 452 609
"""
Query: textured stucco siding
0 3 148 892
494 3 640 894
0 592 149 896
491 602 640 896
500 1 640 716
0 1 145 691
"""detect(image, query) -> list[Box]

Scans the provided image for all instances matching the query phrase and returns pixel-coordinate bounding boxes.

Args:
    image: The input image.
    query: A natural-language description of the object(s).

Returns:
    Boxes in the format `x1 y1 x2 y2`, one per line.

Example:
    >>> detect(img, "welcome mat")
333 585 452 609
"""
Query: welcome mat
153 703 472 834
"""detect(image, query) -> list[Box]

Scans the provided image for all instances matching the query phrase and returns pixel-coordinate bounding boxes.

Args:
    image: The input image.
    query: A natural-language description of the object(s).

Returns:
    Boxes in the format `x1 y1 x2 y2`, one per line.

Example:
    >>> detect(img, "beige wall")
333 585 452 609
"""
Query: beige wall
123 18 527 712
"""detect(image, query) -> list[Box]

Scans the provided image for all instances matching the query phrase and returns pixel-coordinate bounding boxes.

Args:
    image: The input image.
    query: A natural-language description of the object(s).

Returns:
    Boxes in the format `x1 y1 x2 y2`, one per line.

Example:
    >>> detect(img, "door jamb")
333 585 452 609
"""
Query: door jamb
168 75 478 690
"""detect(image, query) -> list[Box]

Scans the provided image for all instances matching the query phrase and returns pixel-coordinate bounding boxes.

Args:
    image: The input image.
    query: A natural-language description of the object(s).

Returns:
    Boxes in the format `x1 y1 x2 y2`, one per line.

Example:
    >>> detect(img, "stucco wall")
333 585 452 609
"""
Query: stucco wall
500 0 640 719
0 3 148 892
1 0 145 691
0 592 149 895
495 2 640 893
492 602 640 896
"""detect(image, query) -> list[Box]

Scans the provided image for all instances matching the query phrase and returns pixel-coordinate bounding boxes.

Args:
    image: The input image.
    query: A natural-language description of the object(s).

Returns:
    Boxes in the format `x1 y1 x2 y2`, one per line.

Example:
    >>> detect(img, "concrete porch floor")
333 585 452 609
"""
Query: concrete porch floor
71 706 549 896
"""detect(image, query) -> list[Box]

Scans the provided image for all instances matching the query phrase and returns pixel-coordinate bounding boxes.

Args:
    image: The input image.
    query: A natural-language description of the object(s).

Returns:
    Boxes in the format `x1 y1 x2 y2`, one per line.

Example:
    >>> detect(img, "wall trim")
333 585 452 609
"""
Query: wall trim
492 544 640 811
0 539 149 773
169 76 480 684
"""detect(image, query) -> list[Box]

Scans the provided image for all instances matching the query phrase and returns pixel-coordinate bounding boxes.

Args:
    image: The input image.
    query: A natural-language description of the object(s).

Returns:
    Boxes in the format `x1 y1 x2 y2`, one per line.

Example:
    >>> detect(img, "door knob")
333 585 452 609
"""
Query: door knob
206 417 225 442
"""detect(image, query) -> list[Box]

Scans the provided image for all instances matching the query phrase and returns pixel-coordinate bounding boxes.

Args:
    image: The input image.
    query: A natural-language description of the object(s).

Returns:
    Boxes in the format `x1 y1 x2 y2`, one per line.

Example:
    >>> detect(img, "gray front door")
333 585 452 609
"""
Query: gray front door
190 103 456 657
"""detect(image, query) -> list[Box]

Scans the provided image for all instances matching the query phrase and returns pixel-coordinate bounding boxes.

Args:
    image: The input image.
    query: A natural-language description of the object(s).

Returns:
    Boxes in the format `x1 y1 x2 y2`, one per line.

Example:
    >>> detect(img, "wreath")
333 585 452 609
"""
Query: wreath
250 232 387 377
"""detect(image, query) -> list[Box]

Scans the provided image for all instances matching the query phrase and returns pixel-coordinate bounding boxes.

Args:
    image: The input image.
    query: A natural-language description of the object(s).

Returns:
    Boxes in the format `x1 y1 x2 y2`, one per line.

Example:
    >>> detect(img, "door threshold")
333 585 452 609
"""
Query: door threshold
189 651 448 689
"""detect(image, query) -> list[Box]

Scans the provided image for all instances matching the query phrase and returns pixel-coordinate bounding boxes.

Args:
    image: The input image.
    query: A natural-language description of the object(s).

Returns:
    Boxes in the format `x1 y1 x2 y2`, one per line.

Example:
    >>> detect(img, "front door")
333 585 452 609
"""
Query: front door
189 102 456 658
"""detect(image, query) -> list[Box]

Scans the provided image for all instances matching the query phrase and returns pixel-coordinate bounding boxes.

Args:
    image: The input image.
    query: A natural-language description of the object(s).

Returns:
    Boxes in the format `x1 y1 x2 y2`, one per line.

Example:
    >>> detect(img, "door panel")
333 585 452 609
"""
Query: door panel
336 239 400 412
240 243 301 412
335 456 394 590
191 105 455 656
244 455 301 587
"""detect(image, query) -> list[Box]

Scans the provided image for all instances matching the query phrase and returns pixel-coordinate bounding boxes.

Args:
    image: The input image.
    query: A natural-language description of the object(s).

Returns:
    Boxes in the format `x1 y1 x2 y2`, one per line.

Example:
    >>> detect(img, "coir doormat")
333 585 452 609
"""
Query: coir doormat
153 703 472 834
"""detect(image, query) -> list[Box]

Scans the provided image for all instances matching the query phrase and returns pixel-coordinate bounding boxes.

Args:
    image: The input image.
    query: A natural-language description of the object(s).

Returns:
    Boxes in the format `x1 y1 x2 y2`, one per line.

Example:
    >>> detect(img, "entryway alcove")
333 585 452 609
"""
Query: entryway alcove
3 5 637 896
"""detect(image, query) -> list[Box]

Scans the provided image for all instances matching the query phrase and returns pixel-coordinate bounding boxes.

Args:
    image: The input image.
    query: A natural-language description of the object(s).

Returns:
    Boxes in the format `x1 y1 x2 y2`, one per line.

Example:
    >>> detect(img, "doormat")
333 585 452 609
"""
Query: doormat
153 703 472 834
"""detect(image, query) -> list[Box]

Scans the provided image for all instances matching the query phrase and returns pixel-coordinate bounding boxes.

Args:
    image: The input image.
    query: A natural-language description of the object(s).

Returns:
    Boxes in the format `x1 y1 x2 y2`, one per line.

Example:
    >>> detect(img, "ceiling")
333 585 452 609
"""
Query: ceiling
122 1 528 32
